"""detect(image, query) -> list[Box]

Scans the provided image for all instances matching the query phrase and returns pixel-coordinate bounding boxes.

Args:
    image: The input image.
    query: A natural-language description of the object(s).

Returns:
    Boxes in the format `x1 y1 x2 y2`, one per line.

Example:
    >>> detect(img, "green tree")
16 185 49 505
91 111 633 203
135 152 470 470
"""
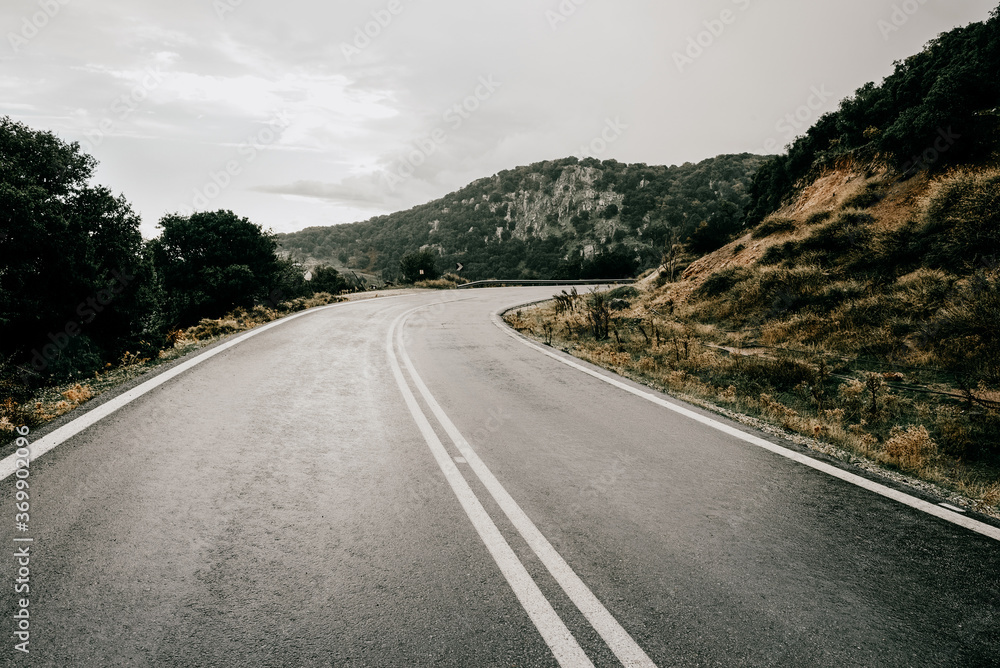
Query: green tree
150 210 282 326
0 117 156 382
308 264 350 294
399 249 440 283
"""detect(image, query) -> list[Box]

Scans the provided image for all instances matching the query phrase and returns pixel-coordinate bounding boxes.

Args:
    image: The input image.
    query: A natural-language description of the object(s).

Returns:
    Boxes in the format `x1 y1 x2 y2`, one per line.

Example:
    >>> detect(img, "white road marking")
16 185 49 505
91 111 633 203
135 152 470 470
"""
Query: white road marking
387 310 595 668
454 457 468 464
0 297 396 481
492 308 1000 544
397 310 657 668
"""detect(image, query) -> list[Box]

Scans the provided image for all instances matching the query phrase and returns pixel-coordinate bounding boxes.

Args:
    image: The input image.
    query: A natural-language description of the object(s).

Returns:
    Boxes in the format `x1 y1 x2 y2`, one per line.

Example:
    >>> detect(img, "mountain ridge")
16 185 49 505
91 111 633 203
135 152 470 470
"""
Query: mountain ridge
277 153 769 281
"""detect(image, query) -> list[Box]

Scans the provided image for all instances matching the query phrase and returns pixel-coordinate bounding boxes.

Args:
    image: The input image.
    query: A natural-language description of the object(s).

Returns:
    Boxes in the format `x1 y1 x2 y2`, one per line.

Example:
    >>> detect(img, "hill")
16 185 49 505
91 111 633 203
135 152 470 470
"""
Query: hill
509 7 1000 510
276 154 768 282
745 5 1000 224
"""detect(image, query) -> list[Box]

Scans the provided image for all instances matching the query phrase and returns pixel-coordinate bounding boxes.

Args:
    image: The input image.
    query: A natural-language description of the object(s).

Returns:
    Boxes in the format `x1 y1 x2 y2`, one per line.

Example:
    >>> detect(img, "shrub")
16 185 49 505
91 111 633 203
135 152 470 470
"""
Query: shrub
781 210 876 270
585 291 610 340
921 168 1000 271
884 425 938 471
842 183 884 209
921 271 1000 383
61 383 93 404
758 243 791 265
726 356 816 393
185 318 242 340
605 285 639 301
0 397 41 432
751 217 797 239
805 210 833 225
696 267 751 298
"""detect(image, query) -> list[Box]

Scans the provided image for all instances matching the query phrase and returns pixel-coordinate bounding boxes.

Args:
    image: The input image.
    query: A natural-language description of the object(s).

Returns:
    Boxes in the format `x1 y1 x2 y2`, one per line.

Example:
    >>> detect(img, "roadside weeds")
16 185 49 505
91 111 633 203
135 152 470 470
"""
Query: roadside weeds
506 295 1000 521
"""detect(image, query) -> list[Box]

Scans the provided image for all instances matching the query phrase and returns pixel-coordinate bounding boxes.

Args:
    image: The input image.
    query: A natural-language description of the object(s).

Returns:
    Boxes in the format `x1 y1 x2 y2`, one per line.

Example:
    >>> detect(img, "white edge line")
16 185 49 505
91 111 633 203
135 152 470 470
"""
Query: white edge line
491 306 1000 544
387 309 594 668
397 311 657 668
0 297 398 481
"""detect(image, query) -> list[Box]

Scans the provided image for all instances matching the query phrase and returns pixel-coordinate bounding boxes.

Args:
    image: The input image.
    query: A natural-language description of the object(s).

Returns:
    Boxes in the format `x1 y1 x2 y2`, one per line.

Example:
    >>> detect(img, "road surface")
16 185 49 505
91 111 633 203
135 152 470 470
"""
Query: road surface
2 288 998 666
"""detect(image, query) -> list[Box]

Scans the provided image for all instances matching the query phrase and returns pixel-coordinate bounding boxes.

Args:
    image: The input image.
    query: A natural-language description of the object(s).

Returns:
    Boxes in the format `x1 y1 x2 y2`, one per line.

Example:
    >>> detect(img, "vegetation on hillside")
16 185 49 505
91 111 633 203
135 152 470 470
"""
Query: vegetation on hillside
277 154 768 282
512 6 1000 510
512 172 1000 506
746 6 1000 224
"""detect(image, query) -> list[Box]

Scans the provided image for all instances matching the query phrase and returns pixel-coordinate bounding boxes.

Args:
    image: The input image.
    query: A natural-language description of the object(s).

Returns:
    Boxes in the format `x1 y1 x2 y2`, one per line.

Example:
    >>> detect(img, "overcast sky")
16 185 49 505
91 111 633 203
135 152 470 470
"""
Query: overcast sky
2 0 995 238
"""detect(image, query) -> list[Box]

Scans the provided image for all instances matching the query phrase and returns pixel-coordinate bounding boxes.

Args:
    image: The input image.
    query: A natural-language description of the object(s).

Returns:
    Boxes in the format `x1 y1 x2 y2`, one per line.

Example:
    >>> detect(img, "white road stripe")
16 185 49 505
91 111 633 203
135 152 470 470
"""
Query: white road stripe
397 310 658 668
0 298 393 481
492 308 1000 544
387 310 595 668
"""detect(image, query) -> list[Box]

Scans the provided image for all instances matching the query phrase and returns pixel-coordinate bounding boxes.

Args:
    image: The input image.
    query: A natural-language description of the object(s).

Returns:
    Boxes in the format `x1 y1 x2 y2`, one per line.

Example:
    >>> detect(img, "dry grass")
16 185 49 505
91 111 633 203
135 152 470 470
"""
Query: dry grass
508 284 1000 514
531 164 1000 511
883 425 939 472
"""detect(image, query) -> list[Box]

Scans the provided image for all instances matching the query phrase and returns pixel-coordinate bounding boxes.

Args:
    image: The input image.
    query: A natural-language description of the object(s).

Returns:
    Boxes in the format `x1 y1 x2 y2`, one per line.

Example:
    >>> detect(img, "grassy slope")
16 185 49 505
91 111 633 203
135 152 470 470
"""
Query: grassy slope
508 161 1000 515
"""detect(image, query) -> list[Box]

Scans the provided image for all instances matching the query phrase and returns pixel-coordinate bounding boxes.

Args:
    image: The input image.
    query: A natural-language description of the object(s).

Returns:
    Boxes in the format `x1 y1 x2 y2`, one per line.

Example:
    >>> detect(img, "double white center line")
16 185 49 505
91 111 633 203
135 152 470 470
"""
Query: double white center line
387 306 656 668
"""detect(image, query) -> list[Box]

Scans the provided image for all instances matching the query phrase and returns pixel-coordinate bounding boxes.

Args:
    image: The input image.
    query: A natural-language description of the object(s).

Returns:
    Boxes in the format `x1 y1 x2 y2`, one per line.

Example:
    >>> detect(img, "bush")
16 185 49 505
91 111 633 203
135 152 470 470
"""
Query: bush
726 356 817 394
805 210 833 225
585 292 610 340
400 249 440 283
776 211 877 270
697 267 752 298
751 217 797 239
921 168 1000 272
921 270 1000 383
604 285 639 301
151 210 284 326
841 183 884 209
884 425 938 471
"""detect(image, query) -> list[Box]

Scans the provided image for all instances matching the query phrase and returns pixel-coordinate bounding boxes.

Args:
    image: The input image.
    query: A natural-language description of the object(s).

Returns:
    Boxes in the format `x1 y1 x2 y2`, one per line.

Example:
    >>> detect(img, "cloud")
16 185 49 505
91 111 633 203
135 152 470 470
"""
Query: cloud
254 174 400 208
1 0 996 237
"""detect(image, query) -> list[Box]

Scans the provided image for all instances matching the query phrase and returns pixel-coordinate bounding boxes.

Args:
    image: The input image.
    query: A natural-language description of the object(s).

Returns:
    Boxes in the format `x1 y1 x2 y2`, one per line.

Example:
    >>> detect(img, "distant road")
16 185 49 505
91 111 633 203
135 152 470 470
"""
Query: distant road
3 288 998 666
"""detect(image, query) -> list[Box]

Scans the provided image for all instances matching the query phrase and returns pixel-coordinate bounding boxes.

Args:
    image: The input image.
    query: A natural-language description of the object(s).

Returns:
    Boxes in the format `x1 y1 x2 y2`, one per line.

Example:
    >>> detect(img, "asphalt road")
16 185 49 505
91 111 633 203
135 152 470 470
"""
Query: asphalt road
2 288 998 667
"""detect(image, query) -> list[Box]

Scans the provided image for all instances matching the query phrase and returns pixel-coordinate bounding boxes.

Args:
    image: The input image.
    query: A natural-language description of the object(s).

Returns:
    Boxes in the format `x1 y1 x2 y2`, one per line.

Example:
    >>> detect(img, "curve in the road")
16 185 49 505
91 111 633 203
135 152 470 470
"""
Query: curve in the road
490 304 1000 544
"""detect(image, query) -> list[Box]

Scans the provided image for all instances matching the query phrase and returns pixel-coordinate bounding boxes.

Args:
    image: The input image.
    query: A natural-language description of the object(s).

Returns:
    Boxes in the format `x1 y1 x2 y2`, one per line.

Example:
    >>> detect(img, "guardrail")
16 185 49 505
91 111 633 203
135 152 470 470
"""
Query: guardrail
456 279 637 289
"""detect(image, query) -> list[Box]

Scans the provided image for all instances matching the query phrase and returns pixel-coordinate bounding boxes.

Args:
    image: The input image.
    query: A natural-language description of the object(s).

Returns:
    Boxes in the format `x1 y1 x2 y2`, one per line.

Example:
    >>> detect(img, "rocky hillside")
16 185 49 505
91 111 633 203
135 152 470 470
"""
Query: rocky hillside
277 154 767 281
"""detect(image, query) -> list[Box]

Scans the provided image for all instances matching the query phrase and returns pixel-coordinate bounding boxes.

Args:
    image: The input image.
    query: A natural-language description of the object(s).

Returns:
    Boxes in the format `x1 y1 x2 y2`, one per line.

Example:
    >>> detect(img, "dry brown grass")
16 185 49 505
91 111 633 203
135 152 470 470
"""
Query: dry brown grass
882 425 939 471
508 288 1000 513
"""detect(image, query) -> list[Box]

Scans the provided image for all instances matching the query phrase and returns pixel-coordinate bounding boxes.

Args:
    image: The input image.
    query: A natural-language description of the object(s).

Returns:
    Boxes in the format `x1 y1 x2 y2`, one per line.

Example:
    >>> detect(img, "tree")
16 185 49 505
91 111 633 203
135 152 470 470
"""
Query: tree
308 265 350 294
0 117 156 382
399 249 439 283
150 210 282 326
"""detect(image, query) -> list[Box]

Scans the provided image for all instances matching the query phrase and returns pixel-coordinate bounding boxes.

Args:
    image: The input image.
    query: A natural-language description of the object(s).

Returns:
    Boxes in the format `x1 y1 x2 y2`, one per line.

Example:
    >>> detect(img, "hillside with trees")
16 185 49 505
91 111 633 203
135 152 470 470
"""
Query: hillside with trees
513 7 1000 509
277 154 768 282
745 5 1000 224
